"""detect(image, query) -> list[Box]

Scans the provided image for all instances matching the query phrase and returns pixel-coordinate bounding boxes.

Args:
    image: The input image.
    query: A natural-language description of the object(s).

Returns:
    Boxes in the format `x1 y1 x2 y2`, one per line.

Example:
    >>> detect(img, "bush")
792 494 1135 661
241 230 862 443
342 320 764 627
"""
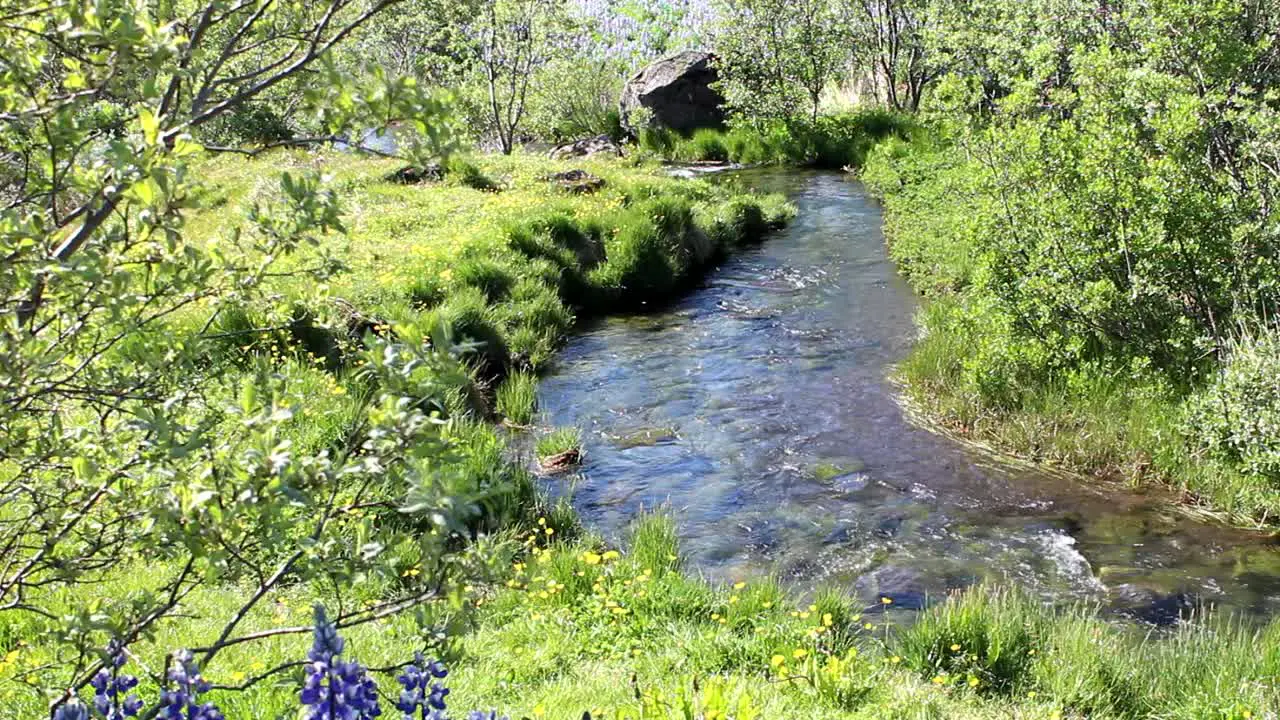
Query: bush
1185 330 1280 483
199 102 293 146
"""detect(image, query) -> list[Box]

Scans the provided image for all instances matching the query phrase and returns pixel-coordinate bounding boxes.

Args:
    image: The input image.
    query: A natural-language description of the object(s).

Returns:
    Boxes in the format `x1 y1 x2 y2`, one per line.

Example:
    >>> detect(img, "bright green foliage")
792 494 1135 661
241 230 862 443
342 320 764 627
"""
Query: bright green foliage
1186 330 1280 482
441 517 1280 719
865 0 1280 519
896 587 1040 696
644 111 916 169
712 0 852 121
0 0 470 710
0 0 791 699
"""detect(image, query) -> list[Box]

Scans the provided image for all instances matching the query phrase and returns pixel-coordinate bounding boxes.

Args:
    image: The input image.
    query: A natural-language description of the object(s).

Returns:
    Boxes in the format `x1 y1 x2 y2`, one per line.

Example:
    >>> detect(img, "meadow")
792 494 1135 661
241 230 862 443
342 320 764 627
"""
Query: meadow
10 146 1278 720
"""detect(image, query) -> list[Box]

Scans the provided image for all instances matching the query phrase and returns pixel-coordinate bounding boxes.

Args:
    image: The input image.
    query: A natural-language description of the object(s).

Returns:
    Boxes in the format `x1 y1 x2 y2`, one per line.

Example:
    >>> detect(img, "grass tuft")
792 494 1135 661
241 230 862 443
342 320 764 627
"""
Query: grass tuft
536 426 581 461
496 371 538 425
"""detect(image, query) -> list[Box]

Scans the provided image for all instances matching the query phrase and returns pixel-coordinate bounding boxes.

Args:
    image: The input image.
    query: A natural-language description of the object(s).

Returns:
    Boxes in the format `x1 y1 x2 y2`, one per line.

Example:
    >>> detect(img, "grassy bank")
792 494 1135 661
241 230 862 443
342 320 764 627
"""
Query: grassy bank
13 517 1276 718
862 134 1280 526
187 151 794 385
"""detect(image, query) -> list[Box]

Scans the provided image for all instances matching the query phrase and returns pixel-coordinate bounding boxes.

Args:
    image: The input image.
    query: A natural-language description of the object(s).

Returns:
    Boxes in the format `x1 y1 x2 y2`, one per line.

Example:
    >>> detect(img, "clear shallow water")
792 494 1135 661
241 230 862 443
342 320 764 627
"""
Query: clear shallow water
537 170 1280 623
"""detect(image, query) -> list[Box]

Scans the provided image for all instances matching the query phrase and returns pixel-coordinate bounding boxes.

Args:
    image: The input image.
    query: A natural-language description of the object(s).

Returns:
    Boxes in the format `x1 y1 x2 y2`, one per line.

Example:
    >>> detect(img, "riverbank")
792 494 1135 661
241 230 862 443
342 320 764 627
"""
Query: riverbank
861 134 1280 528
40 517 1277 719
0 150 794 716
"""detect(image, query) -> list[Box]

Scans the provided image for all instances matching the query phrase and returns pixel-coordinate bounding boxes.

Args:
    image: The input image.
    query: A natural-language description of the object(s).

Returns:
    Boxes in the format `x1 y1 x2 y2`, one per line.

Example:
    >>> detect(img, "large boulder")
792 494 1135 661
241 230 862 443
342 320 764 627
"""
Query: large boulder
620 51 726 135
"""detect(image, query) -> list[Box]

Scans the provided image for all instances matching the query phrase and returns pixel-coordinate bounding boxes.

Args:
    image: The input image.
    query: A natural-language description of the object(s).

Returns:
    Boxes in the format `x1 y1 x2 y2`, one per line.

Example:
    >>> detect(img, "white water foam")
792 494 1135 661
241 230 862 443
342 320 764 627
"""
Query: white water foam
1039 532 1106 593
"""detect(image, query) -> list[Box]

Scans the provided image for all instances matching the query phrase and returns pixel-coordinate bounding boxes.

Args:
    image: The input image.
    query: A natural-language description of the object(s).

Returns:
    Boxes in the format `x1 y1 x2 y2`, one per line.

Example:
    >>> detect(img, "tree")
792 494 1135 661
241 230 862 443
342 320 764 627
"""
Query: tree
849 0 940 111
345 0 481 86
468 0 568 154
712 0 851 122
0 0 470 714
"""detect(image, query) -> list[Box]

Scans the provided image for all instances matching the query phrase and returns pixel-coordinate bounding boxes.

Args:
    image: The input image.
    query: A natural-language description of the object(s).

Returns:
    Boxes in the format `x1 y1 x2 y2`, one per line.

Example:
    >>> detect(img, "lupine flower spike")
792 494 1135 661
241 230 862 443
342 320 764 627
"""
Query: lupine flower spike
156 650 223 720
89 639 143 719
395 651 450 720
301 605 383 720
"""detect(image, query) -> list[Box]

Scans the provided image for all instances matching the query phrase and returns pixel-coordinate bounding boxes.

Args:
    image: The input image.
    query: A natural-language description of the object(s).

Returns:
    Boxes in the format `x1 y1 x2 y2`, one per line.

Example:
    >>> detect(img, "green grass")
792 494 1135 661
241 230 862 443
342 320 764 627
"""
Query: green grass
449 517 1280 720
6 512 1277 719
536 426 582 461
497 371 538 425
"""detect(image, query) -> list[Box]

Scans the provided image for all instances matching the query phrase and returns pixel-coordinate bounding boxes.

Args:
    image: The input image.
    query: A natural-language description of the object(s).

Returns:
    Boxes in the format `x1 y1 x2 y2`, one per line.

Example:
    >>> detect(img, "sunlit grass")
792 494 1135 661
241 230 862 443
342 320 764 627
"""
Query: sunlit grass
536 426 582 461
497 371 538 425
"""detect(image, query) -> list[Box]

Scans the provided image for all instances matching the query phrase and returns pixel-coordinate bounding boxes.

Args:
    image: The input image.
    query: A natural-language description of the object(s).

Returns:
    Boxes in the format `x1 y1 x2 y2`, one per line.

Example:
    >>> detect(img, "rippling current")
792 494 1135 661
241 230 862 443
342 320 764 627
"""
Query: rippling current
535 170 1280 623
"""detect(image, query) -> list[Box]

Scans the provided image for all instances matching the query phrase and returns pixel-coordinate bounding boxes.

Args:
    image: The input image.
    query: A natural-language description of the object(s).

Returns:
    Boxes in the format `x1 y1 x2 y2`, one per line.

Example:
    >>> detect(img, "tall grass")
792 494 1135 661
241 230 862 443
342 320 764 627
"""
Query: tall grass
496 371 538 425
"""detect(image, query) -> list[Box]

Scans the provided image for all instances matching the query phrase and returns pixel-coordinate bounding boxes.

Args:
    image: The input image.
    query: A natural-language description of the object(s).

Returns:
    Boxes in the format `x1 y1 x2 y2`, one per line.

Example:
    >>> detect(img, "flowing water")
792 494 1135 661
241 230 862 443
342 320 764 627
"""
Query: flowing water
536 170 1280 623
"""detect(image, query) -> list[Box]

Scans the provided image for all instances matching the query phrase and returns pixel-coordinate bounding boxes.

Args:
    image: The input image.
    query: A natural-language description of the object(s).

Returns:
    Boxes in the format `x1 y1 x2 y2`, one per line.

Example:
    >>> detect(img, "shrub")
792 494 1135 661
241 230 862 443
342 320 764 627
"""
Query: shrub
1185 330 1280 483
199 101 293 146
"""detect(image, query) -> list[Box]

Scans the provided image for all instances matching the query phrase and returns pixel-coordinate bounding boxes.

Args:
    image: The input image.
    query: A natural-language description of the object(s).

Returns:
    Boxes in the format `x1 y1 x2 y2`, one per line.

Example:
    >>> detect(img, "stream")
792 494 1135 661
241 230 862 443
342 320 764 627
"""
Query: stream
536 170 1280 623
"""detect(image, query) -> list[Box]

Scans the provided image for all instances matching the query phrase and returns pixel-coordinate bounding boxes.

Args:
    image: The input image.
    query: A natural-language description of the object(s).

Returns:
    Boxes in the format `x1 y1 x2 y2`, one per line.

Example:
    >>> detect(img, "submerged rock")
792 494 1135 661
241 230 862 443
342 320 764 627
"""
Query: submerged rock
1110 583 1197 625
610 426 679 449
620 50 726 135
540 448 582 474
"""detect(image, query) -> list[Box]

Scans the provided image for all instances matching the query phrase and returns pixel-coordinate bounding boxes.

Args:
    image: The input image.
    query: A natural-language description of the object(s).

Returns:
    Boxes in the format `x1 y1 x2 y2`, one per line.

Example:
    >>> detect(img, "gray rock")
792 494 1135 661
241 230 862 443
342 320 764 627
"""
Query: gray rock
386 163 443 184
620 50 726 135
542 169 607 194
548 134 623 160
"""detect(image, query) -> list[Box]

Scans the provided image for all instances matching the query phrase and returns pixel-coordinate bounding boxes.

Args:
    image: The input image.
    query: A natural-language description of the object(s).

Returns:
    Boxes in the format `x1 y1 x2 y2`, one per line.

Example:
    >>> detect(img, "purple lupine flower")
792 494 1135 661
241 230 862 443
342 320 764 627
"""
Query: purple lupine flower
155 650 223 720
302 605 382 720
89 640 143 719
465 712 509 720
53 701 90 720
394 652 451 720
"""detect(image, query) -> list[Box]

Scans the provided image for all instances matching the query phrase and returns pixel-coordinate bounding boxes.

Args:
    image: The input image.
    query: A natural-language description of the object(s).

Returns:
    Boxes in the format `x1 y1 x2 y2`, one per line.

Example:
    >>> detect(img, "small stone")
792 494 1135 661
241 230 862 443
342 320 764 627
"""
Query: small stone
542 168 607 194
